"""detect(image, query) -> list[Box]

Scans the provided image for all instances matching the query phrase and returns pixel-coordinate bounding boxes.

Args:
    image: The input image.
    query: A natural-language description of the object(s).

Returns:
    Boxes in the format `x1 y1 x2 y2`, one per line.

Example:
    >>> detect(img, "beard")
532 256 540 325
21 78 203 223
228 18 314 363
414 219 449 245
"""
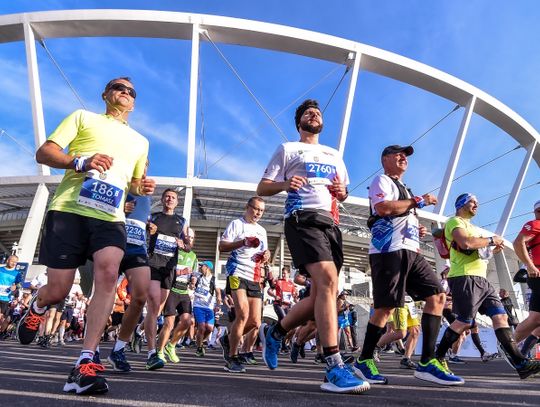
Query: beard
300 120 323 134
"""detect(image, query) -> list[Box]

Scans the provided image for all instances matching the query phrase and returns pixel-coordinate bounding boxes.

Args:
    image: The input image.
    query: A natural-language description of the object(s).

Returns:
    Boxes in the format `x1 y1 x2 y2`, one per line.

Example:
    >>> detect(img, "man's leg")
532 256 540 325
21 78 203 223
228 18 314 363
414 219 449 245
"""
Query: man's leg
228 289 249 359
514 311 540 343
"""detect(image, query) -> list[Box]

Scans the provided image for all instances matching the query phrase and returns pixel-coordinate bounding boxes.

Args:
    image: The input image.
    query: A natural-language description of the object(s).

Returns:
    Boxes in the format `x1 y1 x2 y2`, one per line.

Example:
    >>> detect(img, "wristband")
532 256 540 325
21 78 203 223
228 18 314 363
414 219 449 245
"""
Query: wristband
413 196 425 209
73 156 88 173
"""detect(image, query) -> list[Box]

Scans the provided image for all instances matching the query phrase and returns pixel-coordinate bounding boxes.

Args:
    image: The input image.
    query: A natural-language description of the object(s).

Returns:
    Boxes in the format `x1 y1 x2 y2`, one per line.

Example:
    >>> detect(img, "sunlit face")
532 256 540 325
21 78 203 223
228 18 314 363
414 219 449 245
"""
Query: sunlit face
534 207 540 220
6 256 18 269
103 79 136 111
462 197 479 217
299 107 323 134
382 152 408 174
161 191 179 211
245 200 265 223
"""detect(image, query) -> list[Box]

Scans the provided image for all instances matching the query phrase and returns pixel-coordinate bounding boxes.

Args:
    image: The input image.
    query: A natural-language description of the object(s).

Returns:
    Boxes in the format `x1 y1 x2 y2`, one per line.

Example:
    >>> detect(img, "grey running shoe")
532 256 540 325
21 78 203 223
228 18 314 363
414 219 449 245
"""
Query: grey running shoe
240 352 257 365
225 357 246 373
448 355 466 364
516 359 540 379
400 357 417 369
290 342 301 363
146 353 165 371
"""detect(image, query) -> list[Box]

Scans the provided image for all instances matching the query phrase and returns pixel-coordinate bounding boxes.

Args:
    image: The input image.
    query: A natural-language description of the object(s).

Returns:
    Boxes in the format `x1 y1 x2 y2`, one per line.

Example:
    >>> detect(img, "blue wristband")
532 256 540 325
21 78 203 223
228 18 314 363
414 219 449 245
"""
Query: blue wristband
73 156 88 173
414 196 425 209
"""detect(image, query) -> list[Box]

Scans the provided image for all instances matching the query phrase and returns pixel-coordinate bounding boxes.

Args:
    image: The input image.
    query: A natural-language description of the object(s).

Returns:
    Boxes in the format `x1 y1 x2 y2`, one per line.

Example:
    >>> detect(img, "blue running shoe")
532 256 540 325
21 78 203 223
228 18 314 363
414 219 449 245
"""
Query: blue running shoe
353 358 388 384
414 358 465 386
108 348 132 373
321 364 371 394
93 350 101 365
260 323 282 370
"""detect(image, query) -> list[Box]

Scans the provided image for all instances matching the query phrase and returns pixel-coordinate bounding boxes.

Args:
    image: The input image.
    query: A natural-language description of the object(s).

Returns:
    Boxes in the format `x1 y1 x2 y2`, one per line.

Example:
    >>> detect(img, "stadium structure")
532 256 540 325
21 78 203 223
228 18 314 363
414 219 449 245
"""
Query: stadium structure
0 10 537 314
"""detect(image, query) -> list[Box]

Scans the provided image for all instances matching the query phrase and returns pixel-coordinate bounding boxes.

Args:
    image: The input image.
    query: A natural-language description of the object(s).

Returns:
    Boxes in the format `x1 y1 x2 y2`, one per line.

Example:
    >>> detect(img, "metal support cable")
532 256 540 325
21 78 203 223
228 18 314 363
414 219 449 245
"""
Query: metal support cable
322 65 350 113
202 30 288 142
201 64 344 174
427 144 521 195
38 39 87 110
348 104 461 194
480 210 531 229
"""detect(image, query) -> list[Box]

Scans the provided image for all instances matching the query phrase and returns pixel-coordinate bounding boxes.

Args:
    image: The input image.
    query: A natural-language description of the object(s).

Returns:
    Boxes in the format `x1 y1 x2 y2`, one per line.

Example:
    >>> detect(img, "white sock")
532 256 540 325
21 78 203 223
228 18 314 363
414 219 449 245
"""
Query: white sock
148 349 156 359
58 326 65 342
76 350 94 366
114 339 127 352
325 352 343 368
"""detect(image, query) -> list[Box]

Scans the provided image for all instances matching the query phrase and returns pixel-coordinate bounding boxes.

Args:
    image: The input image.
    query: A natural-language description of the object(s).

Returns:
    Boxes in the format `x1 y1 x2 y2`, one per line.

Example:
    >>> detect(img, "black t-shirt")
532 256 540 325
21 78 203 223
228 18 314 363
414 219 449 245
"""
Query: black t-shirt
148 212 186 270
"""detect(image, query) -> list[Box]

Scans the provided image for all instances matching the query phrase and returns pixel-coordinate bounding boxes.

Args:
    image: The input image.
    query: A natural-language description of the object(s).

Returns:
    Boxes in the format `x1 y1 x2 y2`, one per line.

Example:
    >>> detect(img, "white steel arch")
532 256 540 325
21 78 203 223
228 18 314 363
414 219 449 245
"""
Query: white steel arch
0 9 537 306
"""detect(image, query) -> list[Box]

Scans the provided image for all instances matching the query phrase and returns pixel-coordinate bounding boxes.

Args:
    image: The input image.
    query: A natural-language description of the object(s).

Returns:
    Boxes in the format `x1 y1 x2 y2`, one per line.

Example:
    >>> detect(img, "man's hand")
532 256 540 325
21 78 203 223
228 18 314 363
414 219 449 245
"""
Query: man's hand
175 237 185 250
285 175 307 192
422 193 438 206
138 176 156 196
419 224 427 239
244 236 260 248
85 153 114 173
147 222 157 235
124 201 135 214
327 174 347 201
529 266 540 278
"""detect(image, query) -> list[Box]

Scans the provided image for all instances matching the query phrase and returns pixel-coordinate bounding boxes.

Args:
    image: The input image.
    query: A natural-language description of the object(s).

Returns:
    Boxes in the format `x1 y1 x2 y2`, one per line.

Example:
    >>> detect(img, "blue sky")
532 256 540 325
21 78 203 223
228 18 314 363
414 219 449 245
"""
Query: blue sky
1 1 540 240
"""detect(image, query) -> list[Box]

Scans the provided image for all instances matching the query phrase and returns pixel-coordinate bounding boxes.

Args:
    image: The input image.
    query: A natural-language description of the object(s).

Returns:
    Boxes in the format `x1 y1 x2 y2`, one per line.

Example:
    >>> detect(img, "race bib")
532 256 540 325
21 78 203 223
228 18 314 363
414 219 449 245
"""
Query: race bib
78 170 124 215
282 292 293 304
154 234 177 256
403 215 420 245
125 219 146 246
406 302 418 319
305 162 337 186
195 286 212 304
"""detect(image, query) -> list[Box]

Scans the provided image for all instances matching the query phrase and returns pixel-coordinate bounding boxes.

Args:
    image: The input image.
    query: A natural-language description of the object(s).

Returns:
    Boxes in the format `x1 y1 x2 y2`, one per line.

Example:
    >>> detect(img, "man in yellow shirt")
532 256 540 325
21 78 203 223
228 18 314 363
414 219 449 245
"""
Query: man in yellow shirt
17 77 155 395
434 193 540 380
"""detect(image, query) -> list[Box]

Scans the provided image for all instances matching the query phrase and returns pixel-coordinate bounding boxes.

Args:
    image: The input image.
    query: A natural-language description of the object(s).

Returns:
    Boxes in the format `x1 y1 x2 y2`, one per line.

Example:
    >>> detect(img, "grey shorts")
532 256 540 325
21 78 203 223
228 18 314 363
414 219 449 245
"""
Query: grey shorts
448 275 505 324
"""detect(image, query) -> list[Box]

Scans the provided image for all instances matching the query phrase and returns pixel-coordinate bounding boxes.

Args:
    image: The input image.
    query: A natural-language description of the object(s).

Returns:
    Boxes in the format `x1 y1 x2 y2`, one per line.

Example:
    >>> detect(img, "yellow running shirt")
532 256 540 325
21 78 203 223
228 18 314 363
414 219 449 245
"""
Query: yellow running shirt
444 216 488 278
47 109 149 223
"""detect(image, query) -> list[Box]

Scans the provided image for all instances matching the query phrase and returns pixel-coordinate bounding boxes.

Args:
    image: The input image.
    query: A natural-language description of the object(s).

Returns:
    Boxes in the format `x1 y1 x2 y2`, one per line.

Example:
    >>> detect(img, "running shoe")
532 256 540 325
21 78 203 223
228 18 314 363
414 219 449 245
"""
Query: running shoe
146 353 165 370
195 346 205 357
353 358 388 384
93 350 101 365
63 358 108 395
314 353 325 364
164 342 180 363
393 342 405 356
321 364 371 394
481 352 497 362
448 355 466 364
515 359 540 379
108 348 132 373
438 358 454 375
219 334 231 362
240 352 257 365
342 354 355 365
400 357 417 370
299 343 306 359
290 342 301 363
17 298 46 345
414 359 465 386
39 335 52 349
224 357 246 373
260 323 282 370
131 332 142 354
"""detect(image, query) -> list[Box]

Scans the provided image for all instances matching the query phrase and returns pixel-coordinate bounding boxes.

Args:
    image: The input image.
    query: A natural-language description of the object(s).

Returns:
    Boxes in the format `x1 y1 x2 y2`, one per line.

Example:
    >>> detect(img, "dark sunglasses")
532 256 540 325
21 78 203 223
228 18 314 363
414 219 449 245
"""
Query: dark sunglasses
108 83 136 99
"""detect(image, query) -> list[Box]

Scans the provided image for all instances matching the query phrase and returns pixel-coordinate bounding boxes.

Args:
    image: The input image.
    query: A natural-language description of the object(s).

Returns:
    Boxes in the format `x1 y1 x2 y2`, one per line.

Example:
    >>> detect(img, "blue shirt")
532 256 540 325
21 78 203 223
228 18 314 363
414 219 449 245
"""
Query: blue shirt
0 266 22 302
124 194 152 256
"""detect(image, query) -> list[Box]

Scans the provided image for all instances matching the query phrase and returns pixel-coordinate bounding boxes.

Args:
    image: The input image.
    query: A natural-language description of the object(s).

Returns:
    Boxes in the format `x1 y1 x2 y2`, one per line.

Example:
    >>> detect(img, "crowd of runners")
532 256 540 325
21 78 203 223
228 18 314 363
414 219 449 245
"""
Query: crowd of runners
2 77 540 396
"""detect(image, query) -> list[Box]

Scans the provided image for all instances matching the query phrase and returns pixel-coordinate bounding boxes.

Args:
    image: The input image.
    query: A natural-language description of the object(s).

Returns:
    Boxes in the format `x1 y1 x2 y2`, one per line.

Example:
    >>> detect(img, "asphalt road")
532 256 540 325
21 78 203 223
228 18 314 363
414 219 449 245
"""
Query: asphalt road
1 339 539 406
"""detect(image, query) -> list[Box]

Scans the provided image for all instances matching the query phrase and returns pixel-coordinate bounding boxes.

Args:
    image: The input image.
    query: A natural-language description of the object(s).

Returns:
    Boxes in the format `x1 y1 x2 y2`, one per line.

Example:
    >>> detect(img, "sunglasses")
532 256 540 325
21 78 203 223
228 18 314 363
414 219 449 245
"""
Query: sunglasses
108 83 136 99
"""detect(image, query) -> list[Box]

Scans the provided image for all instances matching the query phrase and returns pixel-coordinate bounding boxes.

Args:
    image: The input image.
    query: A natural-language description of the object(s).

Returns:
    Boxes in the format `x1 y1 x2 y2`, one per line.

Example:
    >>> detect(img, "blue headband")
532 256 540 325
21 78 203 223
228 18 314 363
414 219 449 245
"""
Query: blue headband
455 193 476 210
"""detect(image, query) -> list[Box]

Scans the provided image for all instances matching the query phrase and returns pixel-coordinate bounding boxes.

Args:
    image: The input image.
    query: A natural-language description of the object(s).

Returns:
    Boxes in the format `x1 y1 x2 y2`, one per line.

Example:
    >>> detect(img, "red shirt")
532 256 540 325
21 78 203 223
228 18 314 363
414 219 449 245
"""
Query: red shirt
275 279 296 305
520 220 540 265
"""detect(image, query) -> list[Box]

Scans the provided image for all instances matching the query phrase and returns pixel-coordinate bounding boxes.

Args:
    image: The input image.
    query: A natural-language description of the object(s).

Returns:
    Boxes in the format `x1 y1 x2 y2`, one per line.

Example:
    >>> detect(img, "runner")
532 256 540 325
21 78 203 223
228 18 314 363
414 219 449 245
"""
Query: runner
257 99 368 394
354 144 463 386
513 200 540 356
193 261 222 357
0 255 22 334
435 193 540 380
17 77 155 395
145 189 188 370
219 197 269 373
107 190 152 373
158 227 197 364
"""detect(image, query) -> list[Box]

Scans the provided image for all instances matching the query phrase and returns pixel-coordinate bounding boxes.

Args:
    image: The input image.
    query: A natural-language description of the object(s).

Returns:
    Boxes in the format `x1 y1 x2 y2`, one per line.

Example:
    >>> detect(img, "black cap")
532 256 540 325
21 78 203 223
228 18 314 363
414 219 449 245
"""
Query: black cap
381 145 414 157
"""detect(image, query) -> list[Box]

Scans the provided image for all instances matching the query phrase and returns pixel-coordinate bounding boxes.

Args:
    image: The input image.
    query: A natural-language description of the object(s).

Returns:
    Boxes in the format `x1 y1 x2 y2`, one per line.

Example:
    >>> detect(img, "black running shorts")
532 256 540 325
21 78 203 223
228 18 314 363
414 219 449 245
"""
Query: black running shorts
150 266 175 290
163 291 192 317
448 275 505 323
370 249 443 309
528 277 540 312
226 275 262 299
119 254 149 274
39 210 126 269
284 214 343 276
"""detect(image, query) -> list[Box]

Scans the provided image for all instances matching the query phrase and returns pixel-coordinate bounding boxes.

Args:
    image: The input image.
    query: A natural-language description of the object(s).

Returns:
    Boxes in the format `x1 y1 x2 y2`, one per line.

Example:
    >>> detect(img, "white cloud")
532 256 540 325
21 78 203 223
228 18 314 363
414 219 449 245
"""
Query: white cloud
0 140 37 177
